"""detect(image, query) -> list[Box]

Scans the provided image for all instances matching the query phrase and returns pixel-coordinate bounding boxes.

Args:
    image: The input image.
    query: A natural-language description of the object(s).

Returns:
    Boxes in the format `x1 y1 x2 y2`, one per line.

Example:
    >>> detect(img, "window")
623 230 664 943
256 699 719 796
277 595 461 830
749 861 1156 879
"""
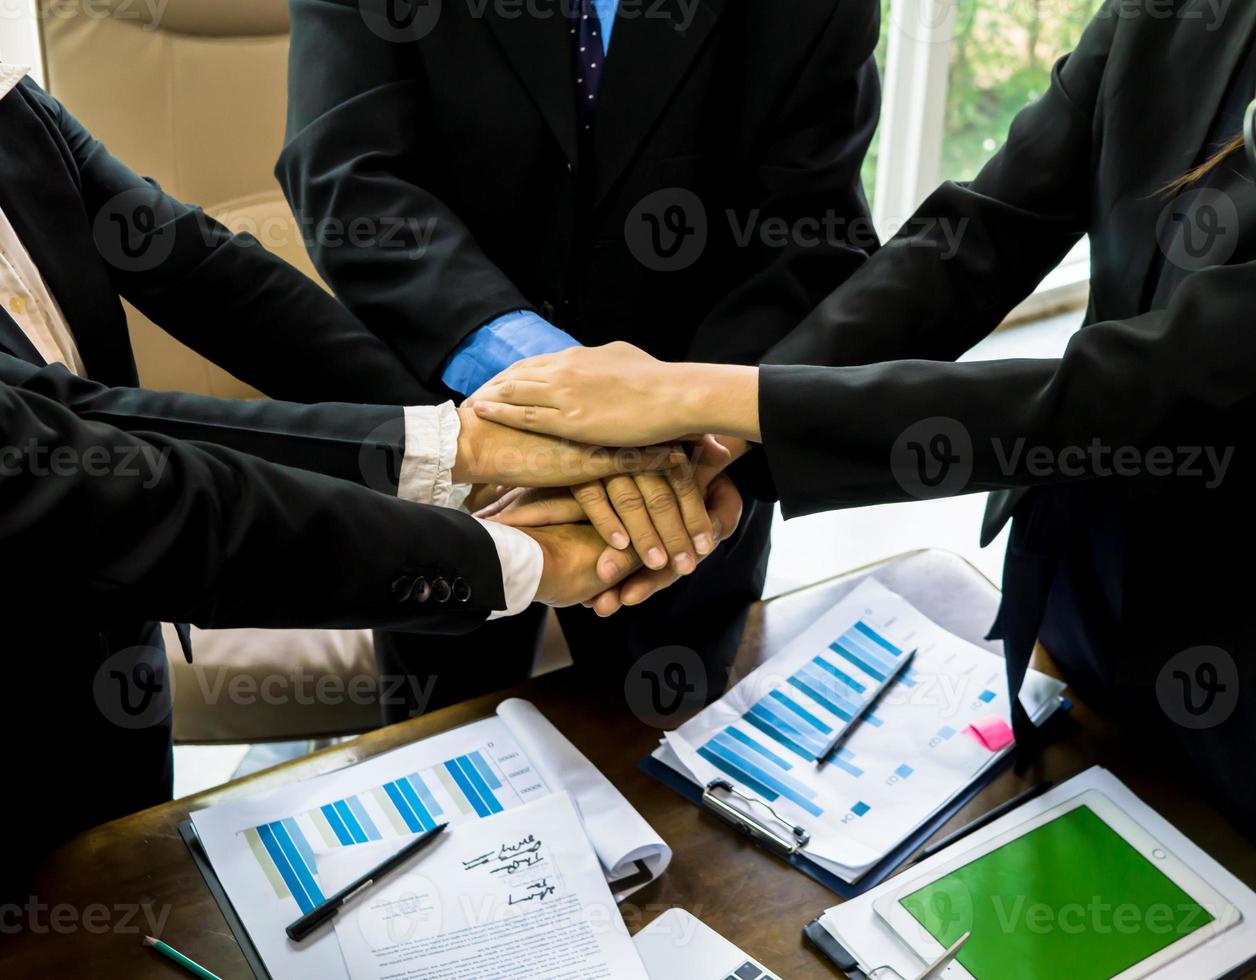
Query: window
941 0 1103 180
867 0 1099 311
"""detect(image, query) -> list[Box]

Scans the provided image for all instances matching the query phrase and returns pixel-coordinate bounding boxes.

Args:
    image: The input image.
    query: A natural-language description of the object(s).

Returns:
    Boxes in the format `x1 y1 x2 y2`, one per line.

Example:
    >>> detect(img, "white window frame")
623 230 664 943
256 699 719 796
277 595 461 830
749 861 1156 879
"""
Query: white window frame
872 0 1089 321
0 0 45 85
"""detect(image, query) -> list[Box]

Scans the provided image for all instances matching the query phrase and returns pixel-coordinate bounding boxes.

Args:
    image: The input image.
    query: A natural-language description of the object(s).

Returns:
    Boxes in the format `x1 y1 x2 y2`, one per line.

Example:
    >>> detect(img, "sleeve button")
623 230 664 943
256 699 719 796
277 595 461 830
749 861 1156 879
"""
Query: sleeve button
431 577 452 603
391 576 413 602
452 578 472 603
410 577 432 603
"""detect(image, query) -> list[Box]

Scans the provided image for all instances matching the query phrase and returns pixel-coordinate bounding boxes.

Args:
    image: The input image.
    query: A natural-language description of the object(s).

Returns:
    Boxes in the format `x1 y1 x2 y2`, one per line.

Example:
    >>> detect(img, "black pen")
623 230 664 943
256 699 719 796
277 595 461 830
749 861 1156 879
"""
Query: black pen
286 822 449 942
816 649 916 768
911 781 1054 865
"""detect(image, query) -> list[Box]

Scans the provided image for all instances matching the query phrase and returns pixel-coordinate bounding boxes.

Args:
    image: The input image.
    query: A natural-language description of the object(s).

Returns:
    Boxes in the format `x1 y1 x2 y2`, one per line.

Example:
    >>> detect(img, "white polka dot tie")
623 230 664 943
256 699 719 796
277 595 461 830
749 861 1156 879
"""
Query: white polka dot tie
571 0 604 136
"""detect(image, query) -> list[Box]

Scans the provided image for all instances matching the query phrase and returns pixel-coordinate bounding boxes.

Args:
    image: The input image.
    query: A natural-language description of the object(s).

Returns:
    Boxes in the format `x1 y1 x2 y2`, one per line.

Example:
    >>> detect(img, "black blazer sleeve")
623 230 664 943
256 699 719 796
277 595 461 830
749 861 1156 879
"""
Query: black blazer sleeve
24 80 440 408
0 383 505 629
0 357 413 494
686 0 882 366
277 0 532 387
730 4 1117 500
759 260 1256 518
762 1 1116 371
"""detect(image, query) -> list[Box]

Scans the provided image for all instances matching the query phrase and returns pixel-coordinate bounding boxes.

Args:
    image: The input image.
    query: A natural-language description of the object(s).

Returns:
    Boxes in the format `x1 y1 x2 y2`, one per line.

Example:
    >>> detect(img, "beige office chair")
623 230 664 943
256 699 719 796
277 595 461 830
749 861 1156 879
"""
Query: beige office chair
39 0 380 740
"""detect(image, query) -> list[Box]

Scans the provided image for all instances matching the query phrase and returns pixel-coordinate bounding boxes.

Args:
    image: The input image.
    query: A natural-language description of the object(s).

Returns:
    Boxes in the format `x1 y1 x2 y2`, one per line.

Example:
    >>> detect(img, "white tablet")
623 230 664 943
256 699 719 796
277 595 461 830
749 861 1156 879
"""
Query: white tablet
873 789 1242 980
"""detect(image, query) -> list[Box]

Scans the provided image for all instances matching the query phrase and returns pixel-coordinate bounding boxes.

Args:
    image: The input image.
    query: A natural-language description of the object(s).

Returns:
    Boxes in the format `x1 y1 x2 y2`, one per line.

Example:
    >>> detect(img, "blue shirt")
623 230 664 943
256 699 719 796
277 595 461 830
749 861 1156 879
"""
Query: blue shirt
440 0 619 394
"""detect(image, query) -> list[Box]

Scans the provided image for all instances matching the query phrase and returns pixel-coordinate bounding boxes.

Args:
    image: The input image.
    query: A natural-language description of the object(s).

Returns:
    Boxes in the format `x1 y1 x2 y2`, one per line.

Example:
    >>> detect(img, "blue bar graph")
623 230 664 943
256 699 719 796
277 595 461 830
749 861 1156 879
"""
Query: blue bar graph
841 630 898 676
332 799 368 844
978 689 996 703
698 746 780 804
384 780 423 832
459 754 504 815
346 796 382 841
851 801 871 817
469 750 502 790
262 821 325 913
744 709 816 762
724 725 794 770
702 729 824 817
938 725 956 740
854 620 902 656
789 674 854 723
769 689 833 736
282 818 317 872
320 803 354 846
444 755 504 817
751 701 826 756
406 772 443 818
395 775 438 831
896 764 914 778
829 747 864 778
831 638 889 682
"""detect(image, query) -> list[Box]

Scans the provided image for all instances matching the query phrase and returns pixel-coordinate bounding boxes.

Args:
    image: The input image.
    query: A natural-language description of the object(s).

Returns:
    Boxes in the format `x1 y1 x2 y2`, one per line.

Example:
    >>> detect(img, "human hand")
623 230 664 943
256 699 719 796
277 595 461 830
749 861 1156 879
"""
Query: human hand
584 473 744 617
469 342 762 446
453 401 681 487
485 437 746 574
516 522 641 608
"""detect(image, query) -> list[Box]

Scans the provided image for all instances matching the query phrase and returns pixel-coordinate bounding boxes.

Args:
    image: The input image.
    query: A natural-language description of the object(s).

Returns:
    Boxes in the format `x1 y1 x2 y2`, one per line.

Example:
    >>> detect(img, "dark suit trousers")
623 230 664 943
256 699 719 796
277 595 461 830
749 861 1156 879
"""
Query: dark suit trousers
375 501 773 721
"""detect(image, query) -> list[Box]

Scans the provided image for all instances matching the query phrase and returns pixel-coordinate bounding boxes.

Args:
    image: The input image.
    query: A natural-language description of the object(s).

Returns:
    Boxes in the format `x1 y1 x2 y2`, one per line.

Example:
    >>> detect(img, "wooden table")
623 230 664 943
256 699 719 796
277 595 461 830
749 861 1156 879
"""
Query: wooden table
4 551 1254 979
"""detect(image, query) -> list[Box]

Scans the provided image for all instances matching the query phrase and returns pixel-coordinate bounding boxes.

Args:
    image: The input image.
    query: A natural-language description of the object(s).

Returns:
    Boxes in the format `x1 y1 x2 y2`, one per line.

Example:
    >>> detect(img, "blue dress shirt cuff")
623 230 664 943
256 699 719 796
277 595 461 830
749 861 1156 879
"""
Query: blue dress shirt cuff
440 310 581 395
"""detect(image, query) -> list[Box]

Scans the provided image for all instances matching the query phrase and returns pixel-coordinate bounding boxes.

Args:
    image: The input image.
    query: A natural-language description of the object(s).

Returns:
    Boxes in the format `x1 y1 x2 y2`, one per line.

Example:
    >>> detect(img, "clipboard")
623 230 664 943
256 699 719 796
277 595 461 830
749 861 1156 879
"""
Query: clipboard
638 697 1071 900
180 818 272 980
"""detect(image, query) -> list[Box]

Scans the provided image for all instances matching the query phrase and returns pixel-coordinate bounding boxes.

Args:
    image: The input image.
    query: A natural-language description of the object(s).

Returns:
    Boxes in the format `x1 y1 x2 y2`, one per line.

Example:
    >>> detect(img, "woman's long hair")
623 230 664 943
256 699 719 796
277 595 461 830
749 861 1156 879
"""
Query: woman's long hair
1165 132 1246 195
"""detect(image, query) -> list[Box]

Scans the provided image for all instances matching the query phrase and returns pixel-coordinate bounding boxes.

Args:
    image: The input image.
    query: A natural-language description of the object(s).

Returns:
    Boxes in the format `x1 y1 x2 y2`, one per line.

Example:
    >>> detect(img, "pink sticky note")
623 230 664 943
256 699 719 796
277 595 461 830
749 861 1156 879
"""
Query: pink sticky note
964 715 1015 752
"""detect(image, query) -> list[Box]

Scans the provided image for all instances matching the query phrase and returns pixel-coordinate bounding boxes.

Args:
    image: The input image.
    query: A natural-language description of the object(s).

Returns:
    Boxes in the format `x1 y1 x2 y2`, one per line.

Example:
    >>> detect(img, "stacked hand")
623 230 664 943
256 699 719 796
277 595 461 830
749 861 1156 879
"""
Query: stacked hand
456 344 762 613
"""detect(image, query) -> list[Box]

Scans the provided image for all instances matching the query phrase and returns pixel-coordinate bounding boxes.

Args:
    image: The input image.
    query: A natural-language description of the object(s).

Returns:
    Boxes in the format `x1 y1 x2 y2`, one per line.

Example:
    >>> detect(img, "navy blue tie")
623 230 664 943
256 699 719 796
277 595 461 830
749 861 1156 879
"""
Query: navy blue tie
572 0 605 136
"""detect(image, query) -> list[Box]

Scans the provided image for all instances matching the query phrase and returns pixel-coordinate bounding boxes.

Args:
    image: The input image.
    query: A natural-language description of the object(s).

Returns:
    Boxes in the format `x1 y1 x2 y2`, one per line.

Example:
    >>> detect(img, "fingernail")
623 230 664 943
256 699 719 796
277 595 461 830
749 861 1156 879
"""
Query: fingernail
599 559 620 581
611 532 630 550
694 533 713 555
711 520 723 540
675 552 696 574
646 547 667 569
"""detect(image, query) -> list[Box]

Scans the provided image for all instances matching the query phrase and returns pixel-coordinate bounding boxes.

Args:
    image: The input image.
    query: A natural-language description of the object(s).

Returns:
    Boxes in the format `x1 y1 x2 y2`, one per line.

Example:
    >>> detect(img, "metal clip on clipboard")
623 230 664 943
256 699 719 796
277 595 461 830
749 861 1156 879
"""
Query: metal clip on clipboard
701 778 811 857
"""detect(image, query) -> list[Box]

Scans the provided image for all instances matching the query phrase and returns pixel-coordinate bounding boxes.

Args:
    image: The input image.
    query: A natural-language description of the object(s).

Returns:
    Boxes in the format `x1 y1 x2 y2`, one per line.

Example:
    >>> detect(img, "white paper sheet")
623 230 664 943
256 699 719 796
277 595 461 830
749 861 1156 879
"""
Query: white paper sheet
820 767 1256 980
190 701 669 979
498 698 670 891
325 793 649 980
661 579 1064 879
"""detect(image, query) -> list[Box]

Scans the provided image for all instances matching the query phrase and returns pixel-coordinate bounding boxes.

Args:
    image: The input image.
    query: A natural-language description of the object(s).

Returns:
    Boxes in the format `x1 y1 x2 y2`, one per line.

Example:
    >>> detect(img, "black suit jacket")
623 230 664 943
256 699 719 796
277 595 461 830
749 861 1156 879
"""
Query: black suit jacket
0 77 512 864
752 2 1256 827
278 0 880 386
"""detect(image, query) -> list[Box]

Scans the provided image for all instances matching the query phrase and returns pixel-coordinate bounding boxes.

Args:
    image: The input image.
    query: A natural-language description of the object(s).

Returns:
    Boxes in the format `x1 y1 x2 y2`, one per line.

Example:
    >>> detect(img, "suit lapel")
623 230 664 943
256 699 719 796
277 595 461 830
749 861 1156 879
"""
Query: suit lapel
0 80 137 385
1108 0 1256 315
591 0 724 207
483 1 580 165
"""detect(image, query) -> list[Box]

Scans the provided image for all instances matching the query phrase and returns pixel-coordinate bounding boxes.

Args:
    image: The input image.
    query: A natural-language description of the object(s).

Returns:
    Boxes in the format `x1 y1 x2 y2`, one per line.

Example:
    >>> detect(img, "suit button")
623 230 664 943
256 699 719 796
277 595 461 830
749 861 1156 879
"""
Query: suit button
391 576 413 602
431 577 452 603
452 578 472 603
540 300 556 321
565 161 575 176
410 577 432 603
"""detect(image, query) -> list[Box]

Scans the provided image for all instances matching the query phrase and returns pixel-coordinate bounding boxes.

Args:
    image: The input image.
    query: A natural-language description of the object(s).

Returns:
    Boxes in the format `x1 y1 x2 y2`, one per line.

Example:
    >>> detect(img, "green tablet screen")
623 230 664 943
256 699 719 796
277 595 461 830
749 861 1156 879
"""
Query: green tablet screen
900 804 1213 979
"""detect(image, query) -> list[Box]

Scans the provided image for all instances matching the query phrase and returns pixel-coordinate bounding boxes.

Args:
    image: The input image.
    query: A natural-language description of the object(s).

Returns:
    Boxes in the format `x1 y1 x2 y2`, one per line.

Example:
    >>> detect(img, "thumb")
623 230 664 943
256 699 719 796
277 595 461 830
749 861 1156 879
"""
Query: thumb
597 542 640 585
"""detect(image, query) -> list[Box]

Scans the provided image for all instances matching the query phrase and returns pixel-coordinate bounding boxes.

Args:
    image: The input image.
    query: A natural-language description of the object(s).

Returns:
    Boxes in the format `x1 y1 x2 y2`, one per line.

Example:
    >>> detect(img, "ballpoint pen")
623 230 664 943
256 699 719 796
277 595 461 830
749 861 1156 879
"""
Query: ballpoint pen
285 822 449 942
816 649 916 768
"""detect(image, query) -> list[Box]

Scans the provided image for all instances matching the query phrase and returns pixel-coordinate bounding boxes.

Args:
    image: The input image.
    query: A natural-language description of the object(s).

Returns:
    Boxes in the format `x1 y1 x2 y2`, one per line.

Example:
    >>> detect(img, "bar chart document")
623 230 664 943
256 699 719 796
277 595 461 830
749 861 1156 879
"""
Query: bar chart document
190 700 669 979
662 578 1065 881
325 793 650 980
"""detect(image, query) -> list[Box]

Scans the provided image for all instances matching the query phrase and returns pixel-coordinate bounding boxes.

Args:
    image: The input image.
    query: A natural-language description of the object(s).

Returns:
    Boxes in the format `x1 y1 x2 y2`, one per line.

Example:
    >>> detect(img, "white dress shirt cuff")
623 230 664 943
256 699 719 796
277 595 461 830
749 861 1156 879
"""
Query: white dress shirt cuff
399 402 472 510
476 520 544 619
